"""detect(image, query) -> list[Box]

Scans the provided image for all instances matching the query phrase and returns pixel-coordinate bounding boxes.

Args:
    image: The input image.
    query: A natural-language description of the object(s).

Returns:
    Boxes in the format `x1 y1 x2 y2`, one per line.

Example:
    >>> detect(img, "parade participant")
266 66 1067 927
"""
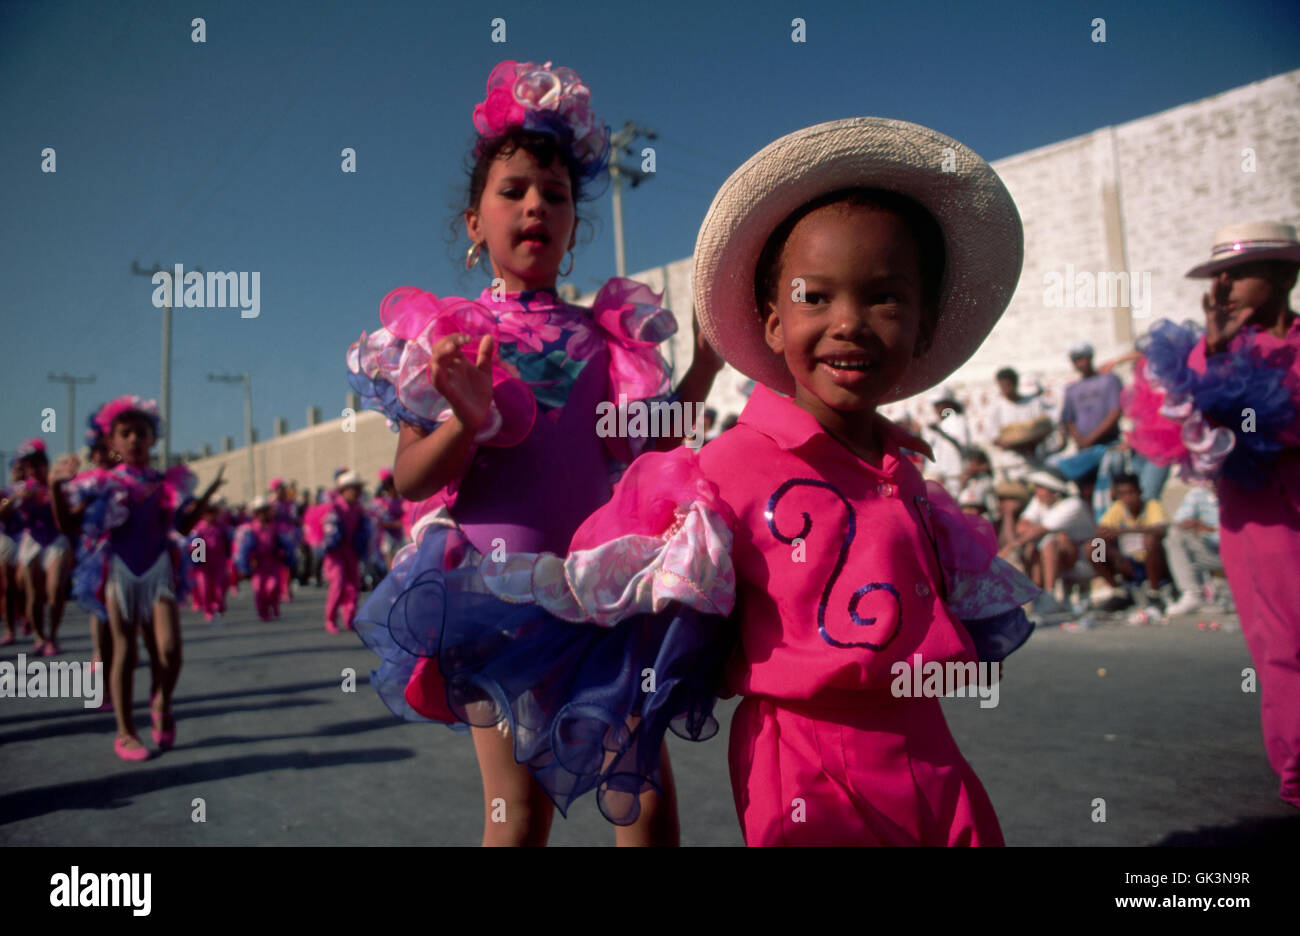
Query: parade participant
2 440 73 656
1126 220 1300 808
234 496 294 621
268 478 300 603
0 462 26 646
50 396 224 761
372 468 404 573
189 499 231 623
348 59 721 846
361 117 1038 845
320 471 370 634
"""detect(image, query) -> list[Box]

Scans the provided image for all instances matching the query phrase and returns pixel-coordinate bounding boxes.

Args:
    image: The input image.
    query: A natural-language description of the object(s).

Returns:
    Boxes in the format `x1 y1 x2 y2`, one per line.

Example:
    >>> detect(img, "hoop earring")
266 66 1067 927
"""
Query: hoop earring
465 242 482 270
560 250 575 278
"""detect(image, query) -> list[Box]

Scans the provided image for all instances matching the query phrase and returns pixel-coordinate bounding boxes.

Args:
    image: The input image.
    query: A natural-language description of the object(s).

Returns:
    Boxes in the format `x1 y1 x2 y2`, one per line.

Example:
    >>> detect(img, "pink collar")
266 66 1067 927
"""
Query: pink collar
738 383 935 461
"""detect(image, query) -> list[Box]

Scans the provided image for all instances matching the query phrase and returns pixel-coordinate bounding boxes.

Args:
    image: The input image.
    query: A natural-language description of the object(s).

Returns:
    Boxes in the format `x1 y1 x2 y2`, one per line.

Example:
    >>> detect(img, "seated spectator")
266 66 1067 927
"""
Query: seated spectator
986 367 1050 480
1091 472 1171 607
1004 469 1096 613
1163 483 1224 617
922 384 972 497
993 479 1030 553
956 449 997 518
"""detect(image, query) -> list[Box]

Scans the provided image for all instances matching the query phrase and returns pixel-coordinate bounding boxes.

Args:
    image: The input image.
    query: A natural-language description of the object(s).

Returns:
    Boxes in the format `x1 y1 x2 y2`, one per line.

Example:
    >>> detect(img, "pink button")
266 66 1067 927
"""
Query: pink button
876 482 895 497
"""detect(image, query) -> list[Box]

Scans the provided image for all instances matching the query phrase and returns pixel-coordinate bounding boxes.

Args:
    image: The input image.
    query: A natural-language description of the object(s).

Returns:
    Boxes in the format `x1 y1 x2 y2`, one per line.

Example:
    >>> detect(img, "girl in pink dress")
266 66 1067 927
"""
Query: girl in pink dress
348 59 722 845
360 117 1036 845
1126 221 1300 808
190 502 231 622
321 473 370 633
235 497 295 621
50 396 224 761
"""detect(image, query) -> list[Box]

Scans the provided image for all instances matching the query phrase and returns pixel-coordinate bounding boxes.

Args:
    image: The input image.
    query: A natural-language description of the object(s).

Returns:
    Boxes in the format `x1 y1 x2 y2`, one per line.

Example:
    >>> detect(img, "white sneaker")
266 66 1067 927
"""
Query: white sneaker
1165 592 1203 617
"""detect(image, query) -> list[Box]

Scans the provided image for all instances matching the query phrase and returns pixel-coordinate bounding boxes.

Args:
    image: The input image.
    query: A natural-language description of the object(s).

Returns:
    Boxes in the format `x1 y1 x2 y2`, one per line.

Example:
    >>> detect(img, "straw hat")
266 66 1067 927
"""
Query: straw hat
993 480 1030 503
996 416 1054 449
335 470 363 490
693 117 1023 403
1025 469 1072 495
249 495 271 512
1185 221 1300 278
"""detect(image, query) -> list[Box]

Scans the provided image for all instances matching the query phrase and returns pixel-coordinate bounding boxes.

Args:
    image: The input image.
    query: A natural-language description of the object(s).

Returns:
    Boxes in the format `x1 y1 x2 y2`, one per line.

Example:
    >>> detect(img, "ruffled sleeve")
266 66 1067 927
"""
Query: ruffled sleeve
65 469 129 540
478 444 737 624
1126 318 1297 487
586 278 679 465
923 481 1039 661
346 287 537 446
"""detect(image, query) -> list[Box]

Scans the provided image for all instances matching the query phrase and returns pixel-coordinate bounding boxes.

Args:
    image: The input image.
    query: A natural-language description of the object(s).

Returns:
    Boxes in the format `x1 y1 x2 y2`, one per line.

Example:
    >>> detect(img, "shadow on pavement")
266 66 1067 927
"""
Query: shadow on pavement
1154 813 1300 845
0 747 417 826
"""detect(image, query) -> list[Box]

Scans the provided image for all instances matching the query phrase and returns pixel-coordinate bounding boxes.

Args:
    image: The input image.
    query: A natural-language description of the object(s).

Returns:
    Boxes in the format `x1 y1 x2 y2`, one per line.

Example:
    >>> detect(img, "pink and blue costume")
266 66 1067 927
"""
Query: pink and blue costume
1127 316 1300 807
65 464 196 622
346 279 742 822
234 517 296 621
321 494 373 631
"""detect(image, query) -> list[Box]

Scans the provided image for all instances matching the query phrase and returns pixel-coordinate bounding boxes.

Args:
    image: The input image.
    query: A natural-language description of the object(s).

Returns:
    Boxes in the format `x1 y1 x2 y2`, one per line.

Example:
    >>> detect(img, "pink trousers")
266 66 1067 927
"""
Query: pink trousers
191 566 227 616
323 552 359 630
1219 462 1300 807
729 694 1004 846
251 569 281 621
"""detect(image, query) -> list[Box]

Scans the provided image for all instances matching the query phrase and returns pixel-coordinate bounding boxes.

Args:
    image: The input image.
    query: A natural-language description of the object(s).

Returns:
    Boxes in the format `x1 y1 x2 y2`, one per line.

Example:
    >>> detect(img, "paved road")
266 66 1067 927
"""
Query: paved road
1 586 1296 845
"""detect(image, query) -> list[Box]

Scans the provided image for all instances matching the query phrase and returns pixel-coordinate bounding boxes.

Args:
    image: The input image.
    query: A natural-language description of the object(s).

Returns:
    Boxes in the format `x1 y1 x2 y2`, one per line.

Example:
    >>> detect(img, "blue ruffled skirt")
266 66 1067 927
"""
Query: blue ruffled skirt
354 526 736 825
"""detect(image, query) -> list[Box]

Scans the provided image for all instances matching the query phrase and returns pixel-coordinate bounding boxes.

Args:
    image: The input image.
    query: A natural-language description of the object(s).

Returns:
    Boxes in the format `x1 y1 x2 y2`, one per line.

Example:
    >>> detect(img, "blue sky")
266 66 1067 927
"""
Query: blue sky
2 0 1298 461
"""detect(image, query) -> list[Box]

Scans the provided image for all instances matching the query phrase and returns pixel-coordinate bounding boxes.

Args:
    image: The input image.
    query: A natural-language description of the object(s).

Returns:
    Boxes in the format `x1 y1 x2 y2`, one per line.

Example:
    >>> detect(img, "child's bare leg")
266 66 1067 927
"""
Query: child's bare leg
21 561 47 643
44 551 71 644
614 742 680 846
0 563 14 639
471 724 554 846
150 598 182 728
107 600 143 746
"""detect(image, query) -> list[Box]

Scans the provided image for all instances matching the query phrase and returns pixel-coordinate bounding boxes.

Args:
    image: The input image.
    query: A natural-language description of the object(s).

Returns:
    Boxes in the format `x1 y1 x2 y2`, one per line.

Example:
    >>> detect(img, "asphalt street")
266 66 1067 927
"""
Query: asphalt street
1 585 1296 846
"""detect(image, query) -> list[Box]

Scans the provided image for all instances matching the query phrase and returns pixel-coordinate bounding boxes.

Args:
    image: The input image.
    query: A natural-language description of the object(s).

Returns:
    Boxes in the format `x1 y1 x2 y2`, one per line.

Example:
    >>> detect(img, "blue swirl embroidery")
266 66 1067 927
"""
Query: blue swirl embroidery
765 479 902 650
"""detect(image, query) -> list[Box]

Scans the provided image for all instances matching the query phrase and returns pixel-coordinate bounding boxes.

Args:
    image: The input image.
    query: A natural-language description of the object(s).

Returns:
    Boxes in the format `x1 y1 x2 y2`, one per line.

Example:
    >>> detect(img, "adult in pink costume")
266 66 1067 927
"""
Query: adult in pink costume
1125 221 1300 807
321 472 372 633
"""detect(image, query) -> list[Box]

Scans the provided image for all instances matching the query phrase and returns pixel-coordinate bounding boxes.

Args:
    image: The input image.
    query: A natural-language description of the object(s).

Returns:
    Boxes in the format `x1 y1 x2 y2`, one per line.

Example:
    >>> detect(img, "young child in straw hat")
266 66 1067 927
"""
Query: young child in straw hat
445 117 1041 845
1125 220 1300 808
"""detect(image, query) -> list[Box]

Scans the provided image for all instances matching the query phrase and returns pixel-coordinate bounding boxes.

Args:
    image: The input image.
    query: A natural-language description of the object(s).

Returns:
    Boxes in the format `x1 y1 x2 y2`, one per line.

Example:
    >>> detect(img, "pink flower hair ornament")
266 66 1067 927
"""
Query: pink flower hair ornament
472 60 610 183
15 438 47 461
92 395 163 441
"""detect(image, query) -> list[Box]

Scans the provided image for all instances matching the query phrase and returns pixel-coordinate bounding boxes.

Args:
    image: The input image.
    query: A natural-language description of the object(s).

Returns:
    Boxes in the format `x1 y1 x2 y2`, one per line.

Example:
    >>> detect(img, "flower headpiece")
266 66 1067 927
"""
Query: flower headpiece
377 467 393 483
269 477 285 492
15 438 46 461
472 60 609 183
93 395 163 440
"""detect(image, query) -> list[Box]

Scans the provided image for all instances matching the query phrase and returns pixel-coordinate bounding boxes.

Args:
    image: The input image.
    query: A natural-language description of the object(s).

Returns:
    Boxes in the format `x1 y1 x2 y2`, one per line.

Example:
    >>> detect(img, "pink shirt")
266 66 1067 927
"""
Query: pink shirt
697 384 980 704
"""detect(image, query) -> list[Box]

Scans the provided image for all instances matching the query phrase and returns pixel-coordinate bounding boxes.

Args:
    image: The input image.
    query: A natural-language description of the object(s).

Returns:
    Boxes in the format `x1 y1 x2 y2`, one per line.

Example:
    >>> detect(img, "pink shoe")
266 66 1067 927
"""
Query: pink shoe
325 622 339 634
114 736 151 762
41 641 60 657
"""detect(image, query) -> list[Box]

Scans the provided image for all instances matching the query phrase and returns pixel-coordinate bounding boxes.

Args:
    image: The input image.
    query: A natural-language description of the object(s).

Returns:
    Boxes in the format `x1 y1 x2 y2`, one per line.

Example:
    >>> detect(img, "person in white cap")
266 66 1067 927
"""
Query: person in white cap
921 383 972 496
1002 469 1096 613
1126 219 1300 808
320 471 371 634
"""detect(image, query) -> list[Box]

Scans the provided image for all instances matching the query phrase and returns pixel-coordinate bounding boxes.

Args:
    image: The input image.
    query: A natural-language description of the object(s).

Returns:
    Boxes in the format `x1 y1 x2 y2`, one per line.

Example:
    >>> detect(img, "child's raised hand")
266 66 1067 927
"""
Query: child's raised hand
50 454 80 484
430 333 495 432
204 465 227 497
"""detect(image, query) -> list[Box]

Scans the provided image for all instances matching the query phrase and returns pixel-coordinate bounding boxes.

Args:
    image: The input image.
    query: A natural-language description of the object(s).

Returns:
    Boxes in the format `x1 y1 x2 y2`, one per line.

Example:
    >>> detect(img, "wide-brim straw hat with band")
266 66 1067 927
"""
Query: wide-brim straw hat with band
997 416 1054 449
1185 221 1300 279
335 470 363 490
693 117 1024 403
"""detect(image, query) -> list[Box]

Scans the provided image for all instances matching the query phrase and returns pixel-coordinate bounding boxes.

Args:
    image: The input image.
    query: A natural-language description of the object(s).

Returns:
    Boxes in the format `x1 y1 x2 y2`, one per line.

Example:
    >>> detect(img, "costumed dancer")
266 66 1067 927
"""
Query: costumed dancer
1124 221 1300 808
269 478 300 603
189 498 230 623
50 396 225 761
369 468 404 584
0 461 27 645
348 59 721 846
234 496 295 621
365 118 1039 845
1 440 73 655
321 472 371 633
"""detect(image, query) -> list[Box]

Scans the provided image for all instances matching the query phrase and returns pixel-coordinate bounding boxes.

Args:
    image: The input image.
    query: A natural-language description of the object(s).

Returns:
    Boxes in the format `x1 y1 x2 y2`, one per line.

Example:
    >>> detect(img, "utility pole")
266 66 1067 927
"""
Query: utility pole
132 260 201 469
608 123 657 278
208 372 254 502
46 373 96 454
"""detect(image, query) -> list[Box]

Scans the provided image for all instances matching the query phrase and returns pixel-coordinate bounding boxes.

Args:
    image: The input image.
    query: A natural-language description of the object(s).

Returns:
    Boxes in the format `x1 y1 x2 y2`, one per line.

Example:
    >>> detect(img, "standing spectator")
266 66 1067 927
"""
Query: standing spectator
922 384 972 497
986 367 1050 480
1163 484 1224 617
1057 343 1123 507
